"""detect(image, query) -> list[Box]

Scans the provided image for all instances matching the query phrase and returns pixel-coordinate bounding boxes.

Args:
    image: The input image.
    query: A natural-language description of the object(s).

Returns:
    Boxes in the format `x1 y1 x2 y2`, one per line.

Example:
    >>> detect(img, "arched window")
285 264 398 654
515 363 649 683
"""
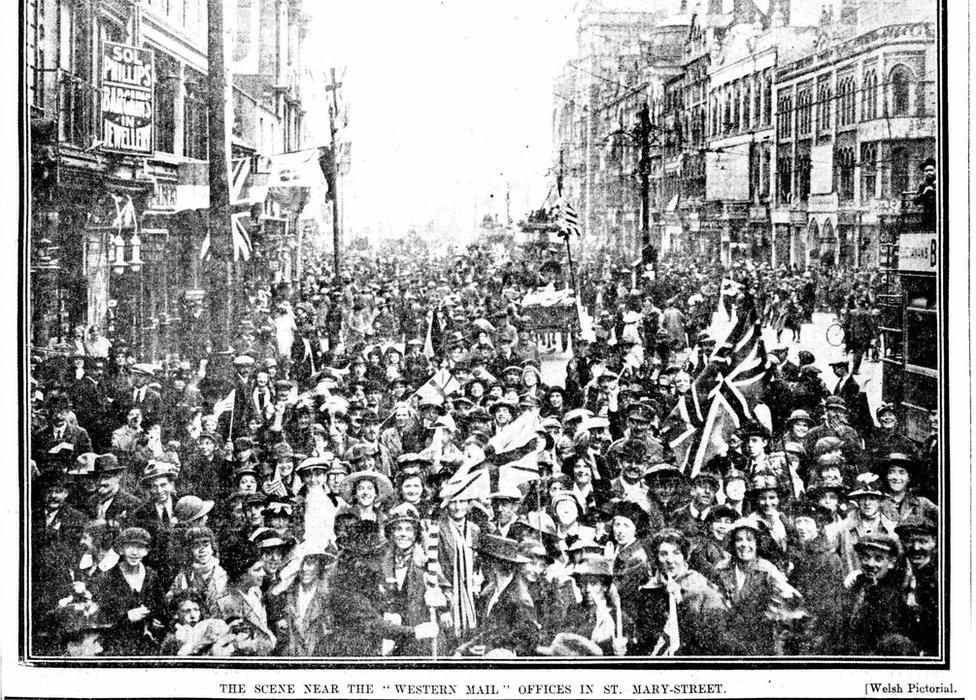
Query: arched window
862 70 878 120
890 65 913 116
838 76 856 126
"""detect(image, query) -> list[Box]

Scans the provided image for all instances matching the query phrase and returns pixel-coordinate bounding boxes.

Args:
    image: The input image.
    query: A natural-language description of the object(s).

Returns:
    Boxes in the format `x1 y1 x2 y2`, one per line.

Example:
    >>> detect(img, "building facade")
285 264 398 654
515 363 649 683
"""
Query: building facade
772 6 936 270
28 0 312 358
550 0 937 270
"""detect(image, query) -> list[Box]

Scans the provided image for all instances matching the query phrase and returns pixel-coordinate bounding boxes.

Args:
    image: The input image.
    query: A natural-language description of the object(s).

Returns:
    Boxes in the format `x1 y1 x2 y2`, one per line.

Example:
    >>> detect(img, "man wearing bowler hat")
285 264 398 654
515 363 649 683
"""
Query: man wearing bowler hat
828 356 872 434
87 454 140 526
33 395 92 464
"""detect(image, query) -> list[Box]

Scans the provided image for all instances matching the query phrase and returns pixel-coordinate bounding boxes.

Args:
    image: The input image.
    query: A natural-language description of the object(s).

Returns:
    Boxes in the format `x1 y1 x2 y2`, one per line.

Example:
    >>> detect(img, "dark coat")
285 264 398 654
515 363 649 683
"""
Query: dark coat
280 580 332 656
381 548 442 656
118 386 164 427
32 424 93 463
688 536 731 585
630 569 733 656
477 575 541 656
323 558 416 657
714 557 781 655
132 496 181 581
841 569 914 655
787 535 846 653
70 376 113 449
92 564 167 656
831 375 873 436
85 488 142 527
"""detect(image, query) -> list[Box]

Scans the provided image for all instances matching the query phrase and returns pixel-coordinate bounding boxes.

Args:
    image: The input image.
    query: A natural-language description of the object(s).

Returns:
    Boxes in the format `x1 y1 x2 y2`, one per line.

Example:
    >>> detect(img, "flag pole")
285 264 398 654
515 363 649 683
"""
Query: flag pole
556 149 577 293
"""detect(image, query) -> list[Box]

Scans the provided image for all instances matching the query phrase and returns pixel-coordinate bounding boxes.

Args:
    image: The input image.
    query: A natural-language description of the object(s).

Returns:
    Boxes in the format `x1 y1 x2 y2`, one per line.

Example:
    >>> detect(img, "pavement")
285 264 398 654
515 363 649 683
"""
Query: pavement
536 310 882 411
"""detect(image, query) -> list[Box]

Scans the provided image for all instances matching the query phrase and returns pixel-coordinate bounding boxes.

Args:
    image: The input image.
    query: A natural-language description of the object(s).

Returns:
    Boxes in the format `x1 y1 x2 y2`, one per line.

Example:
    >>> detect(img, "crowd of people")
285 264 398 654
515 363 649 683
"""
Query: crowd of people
29 243 939 659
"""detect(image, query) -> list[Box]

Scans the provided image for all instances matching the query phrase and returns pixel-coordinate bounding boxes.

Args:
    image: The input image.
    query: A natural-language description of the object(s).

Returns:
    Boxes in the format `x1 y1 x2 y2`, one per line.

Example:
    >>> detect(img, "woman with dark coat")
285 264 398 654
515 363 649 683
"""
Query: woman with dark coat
380 504 446 656
714 517 800 655
324 520 439 656
631 529 732 656
92 527 167 656
785 502 846 654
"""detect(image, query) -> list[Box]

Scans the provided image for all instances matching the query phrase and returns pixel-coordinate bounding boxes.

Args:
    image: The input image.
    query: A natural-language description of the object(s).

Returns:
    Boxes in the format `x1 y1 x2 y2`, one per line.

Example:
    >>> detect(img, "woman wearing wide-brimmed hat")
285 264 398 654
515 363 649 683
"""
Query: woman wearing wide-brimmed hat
337 470 394 527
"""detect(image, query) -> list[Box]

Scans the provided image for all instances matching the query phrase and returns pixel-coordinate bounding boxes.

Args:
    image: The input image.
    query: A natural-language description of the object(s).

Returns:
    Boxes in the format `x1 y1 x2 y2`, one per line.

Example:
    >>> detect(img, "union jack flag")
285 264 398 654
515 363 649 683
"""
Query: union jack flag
199 158 262 261
659 305 771 476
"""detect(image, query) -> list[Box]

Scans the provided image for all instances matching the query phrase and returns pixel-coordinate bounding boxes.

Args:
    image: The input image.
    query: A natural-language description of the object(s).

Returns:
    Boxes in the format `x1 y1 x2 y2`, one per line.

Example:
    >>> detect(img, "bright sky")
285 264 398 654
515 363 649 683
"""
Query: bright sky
303 1 578 239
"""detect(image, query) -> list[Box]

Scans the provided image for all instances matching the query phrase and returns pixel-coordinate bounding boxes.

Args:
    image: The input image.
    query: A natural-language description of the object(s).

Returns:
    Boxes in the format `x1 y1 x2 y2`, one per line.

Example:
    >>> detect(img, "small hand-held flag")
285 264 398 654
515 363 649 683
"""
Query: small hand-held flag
554 199 581 238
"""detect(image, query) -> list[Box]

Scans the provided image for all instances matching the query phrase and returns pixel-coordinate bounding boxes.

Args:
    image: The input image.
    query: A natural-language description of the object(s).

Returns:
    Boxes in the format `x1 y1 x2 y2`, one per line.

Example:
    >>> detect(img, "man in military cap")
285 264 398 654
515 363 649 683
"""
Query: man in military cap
827 473 899 574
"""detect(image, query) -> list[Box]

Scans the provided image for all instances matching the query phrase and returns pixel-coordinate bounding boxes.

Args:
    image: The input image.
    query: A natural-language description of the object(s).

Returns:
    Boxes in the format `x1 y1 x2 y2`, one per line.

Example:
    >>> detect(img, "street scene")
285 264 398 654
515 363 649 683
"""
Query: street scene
25 0 941 660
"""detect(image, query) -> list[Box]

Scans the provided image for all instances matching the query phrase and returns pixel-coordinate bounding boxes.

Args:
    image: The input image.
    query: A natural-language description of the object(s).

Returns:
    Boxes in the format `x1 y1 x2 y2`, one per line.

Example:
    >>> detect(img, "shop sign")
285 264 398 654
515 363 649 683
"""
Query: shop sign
151 180 178 210
898 232 937 272
101 42 154 154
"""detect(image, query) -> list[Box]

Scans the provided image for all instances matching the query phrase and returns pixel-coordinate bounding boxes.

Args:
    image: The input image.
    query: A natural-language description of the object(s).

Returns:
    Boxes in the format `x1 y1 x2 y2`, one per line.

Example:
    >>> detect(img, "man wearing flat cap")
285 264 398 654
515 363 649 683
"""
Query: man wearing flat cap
840 533 914 655
120 364 163 428
896 516 938 655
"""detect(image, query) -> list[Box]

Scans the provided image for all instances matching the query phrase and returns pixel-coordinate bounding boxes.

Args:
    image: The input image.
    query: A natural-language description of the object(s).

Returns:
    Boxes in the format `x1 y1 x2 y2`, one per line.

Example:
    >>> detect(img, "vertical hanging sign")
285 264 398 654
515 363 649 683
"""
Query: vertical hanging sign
102 42 154 154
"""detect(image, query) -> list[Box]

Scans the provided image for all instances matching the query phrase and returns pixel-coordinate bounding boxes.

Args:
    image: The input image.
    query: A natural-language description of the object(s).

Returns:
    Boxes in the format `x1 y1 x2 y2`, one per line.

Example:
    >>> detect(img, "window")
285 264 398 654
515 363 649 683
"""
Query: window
152 50 177 154
763 73 773 124
28 0 45 110
732 86 740 131
184 71 209 160
797 153 812 200
743 82 752 129
862 69 878 119
777 91 793 139
816 76 831 132
761 144 771 200
838 76 856 126
836 147 855 200
890 146 911 196
889 65 913 116
860 142 878 200
777 156 793 203
796 89 813 135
